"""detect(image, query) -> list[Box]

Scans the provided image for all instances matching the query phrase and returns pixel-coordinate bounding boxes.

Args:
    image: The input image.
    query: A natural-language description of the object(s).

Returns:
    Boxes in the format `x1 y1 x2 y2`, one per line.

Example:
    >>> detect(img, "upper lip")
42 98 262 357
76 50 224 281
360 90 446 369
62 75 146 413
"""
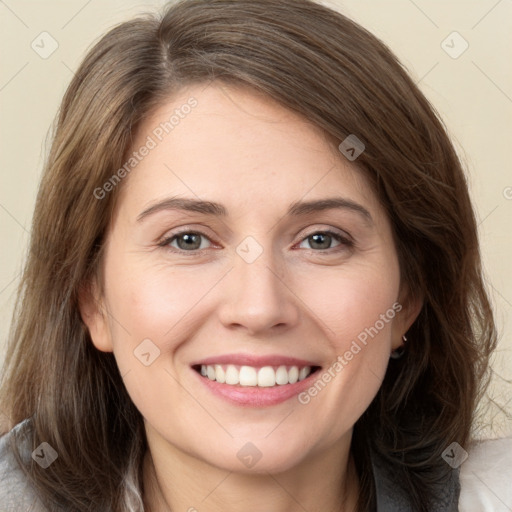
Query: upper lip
191 353 320 368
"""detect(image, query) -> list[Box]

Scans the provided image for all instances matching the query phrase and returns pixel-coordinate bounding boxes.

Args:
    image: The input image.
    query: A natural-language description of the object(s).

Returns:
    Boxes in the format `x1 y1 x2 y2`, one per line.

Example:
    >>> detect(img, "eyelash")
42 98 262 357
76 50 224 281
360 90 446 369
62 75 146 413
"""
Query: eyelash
157 228 354 255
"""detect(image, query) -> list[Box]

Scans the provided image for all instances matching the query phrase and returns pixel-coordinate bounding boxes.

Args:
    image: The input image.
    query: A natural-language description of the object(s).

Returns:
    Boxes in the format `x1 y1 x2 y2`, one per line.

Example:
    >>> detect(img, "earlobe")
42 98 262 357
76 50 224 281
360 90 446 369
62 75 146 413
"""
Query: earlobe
391 289 423 350
78 280 114 353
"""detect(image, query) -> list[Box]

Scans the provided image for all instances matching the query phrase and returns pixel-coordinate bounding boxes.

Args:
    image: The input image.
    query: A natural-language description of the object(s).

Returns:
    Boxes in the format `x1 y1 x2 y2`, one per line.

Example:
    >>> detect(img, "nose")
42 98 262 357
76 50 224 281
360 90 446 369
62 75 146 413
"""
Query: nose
216 245 300 336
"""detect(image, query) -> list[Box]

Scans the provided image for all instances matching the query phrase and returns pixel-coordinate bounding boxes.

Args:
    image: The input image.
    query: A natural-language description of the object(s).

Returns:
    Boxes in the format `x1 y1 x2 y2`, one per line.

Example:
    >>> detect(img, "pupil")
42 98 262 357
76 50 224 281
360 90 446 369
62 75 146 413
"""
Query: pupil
178 233 200 250
311 233 330 249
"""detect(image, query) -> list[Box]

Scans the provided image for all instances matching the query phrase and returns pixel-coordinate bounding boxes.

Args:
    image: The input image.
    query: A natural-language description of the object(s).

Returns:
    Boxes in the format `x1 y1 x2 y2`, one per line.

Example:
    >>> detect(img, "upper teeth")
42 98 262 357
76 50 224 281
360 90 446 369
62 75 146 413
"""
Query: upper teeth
200 364 312 387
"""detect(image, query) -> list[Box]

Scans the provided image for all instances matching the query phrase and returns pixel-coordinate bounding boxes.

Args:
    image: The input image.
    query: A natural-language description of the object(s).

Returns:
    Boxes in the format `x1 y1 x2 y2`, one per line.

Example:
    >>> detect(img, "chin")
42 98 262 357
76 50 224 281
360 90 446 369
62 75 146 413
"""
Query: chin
199 438 314 475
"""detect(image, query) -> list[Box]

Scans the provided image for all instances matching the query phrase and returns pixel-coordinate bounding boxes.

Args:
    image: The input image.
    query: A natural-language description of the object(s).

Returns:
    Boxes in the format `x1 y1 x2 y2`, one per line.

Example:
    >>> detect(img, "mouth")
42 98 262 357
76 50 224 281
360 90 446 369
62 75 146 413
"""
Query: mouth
192 363 322 388
190 354 323 407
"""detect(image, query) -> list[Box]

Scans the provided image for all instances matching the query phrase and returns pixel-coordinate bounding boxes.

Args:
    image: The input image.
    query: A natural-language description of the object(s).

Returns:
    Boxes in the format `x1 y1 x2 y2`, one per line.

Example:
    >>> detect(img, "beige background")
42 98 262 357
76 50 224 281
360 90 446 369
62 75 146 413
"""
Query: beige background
0 0 511 438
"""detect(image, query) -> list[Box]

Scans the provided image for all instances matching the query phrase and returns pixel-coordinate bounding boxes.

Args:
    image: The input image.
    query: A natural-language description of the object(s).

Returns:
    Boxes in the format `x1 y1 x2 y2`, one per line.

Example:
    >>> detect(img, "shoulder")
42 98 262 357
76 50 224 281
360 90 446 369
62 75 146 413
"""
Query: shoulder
370 446 460 511
459 436 512 512
0 418 48 512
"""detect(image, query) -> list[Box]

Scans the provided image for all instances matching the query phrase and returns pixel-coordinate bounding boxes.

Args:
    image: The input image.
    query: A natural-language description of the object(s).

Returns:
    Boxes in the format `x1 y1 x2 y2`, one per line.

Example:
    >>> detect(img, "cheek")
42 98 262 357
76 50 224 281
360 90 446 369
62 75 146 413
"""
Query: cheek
106 262 202 338
104 258 229 379
102 262 205 418
304 261 400 348
294 262 400 423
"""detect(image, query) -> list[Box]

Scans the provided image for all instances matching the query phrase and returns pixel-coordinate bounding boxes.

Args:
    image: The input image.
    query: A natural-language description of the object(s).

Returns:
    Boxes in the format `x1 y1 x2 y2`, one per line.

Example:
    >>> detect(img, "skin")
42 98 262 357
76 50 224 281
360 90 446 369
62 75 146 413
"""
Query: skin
80 82 421 511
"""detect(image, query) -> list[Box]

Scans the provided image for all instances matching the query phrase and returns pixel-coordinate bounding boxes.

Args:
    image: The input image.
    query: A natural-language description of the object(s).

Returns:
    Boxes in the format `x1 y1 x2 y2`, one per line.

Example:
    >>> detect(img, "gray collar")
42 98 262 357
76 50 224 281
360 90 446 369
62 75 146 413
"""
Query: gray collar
370 447 461 511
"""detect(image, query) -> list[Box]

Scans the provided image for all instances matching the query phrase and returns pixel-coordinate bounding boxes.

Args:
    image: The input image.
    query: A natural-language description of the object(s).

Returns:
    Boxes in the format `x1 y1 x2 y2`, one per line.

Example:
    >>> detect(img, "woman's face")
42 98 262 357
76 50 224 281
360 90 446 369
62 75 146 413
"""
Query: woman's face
82 82 417 474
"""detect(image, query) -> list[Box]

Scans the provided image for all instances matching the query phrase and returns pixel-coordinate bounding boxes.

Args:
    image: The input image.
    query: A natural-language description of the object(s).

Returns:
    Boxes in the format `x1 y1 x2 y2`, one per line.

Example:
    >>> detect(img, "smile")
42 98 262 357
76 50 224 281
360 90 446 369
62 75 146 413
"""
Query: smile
195 364 320 387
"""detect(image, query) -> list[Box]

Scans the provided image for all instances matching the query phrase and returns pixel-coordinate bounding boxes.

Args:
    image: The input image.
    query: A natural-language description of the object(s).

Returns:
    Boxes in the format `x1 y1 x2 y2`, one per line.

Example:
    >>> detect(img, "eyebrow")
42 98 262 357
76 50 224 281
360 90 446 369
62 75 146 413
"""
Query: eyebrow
136 196 373 224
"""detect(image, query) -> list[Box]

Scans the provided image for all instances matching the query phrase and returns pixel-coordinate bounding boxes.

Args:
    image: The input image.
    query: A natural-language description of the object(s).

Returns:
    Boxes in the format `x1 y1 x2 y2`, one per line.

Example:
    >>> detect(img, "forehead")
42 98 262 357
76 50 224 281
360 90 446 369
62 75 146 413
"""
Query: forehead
114 82 381 223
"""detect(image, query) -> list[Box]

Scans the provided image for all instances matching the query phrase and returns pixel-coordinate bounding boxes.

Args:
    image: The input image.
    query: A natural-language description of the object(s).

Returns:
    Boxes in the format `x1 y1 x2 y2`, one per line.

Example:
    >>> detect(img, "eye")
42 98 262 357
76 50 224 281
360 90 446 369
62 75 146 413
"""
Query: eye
159 230 213 252
297 230 353 252
158 228 353 255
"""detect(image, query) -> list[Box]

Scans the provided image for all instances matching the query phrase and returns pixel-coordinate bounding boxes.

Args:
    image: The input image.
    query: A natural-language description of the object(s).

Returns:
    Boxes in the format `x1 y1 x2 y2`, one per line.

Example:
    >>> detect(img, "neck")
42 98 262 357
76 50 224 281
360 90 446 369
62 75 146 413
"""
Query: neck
142 430 359 512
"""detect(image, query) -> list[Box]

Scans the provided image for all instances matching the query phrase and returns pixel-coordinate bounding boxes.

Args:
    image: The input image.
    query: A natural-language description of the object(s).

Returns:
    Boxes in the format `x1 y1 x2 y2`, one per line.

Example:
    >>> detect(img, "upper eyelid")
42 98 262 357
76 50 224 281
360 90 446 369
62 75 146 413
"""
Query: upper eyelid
295 224 353 243
162 224 351 238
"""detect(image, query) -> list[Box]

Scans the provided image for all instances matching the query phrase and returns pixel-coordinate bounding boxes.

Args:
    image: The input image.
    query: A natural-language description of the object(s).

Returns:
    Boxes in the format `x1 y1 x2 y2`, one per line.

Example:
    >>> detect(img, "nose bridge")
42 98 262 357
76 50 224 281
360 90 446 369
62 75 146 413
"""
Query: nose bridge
217 235 298 334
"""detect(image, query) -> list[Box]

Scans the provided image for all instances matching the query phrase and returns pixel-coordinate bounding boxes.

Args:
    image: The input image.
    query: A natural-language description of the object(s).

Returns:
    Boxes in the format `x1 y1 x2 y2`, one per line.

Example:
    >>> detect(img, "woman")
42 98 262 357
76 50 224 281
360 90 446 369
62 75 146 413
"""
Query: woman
0 0 509 510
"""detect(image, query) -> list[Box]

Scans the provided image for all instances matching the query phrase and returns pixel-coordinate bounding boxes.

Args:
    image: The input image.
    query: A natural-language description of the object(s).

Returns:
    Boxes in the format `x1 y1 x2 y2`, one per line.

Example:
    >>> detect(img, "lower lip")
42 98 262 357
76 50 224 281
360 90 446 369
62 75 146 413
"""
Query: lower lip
193 368 320 407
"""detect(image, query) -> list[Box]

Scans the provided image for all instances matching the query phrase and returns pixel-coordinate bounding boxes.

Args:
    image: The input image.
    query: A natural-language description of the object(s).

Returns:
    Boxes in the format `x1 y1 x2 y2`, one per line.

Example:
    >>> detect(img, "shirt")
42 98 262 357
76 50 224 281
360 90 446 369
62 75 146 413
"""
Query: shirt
0 418 511 511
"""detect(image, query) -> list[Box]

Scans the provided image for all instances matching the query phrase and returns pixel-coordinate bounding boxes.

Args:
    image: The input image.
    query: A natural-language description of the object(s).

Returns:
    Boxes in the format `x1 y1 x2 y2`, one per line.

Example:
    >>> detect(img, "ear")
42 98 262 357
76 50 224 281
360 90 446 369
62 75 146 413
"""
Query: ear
78 278 113 352
391 286 423 351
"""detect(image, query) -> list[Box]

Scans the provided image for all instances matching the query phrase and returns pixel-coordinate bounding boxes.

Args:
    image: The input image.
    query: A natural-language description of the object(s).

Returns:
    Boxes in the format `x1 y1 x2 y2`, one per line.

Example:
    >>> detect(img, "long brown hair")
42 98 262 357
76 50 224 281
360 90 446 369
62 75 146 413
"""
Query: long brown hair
0 0 497 510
